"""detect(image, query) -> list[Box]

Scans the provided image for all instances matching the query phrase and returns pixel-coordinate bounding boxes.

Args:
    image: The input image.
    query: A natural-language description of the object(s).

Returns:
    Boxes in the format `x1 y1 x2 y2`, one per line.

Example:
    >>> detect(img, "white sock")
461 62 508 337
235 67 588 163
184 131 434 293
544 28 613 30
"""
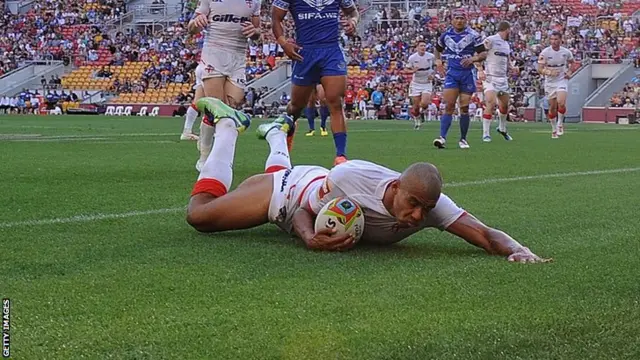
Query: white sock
198 121 215 162
414 116 420 126
498 113 508 132
265 129 291 171
482 117 491 137
198 118 237 189
183 106 198 133
557 113 564 127
549 117 557 132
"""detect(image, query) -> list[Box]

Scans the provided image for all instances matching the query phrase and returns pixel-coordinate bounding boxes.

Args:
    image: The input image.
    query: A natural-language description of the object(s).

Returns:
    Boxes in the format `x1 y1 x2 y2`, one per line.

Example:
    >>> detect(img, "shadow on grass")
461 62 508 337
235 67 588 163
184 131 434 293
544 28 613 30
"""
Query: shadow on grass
193 227 483 260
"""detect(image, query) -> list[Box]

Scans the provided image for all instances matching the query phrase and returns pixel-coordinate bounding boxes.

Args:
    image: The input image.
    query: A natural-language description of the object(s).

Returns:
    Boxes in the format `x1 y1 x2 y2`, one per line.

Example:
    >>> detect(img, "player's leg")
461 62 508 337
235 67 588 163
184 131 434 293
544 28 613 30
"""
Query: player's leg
420 91 432 124
320 75 348 164
411 95 422 129
496 92 513 140
256 116 296 173
316 85 329 136
187 99 263 232
458 92 472 149
283 48 319 151
196 76 228 170
482 87 497 142
547 89 559 138
182 85 204 141
304 90 317 136
556 90 568 135
434 72 459 148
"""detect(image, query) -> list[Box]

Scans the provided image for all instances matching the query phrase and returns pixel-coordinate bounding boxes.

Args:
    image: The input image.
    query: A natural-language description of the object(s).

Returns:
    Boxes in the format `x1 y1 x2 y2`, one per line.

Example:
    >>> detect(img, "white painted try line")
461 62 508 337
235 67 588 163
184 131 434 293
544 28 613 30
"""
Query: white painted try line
445 167 640 188
0 207 185 229
2 166 639 229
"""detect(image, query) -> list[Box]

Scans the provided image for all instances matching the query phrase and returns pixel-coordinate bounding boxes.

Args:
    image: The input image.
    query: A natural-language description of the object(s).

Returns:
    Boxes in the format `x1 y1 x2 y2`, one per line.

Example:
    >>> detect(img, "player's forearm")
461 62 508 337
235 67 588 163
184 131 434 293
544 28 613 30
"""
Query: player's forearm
471 52 487 63
271 11 287 45
292 208 316 245
482 228 528 256
344 7 360 25
187 20 200 35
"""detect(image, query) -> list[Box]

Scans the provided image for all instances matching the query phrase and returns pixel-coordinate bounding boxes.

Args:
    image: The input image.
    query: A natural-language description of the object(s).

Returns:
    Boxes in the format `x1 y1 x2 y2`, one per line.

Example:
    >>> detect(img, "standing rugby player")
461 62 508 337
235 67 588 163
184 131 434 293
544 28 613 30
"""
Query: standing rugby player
538 31 575 139
477 21 516 142
406 40 435 130
433 8 486 149
272 0 359 165
189 0 262 170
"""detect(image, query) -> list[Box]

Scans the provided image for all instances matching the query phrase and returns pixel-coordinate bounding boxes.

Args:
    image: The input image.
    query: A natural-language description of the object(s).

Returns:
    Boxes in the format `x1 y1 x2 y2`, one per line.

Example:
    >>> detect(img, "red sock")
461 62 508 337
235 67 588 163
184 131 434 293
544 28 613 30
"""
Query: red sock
191 178 227 197
190 103 198 111
483 113 492 120
558 106 566 115
265 165 288 174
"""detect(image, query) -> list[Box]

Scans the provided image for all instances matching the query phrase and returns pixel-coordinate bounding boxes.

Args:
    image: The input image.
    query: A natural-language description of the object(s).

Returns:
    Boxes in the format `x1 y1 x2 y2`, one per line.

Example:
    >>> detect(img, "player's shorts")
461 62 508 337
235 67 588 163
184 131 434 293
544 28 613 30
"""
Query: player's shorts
268 166 329 234
409 82 433 97
200 48 247 89
544 79 568 99
291 44 347 86
373 104 381 111
193 64 205 90
345 103 354 111
443 70 476 94
482 76 510 95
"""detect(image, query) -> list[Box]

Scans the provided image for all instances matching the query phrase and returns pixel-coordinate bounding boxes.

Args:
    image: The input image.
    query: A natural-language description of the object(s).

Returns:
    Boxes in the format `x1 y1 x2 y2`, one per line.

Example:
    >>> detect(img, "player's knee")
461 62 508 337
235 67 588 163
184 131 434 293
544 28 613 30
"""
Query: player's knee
186 205 220 233
324 94 342 109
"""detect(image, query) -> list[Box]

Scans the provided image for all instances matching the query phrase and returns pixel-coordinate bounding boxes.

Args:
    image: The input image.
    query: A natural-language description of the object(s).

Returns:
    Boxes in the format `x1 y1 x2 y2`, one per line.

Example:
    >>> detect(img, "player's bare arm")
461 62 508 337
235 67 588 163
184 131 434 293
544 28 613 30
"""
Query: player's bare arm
537 55 558 77
565 57 575 79
271 5 303 61
340 5 359 36
241 16 261 40
291 208 355 251
446 213 551 263
461 44 487 68
189 13 208 34
434 44 444 75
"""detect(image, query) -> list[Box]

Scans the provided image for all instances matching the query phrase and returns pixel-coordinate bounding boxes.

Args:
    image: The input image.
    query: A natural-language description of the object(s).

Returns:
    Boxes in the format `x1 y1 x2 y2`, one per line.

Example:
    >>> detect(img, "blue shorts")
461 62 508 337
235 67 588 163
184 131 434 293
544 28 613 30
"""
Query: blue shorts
291 45 347 86
443 70 476 94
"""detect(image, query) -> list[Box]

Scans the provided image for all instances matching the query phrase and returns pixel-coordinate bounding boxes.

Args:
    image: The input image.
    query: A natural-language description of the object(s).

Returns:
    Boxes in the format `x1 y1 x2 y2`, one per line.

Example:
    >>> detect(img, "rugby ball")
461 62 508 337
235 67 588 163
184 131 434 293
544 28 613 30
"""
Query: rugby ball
314 197 365 242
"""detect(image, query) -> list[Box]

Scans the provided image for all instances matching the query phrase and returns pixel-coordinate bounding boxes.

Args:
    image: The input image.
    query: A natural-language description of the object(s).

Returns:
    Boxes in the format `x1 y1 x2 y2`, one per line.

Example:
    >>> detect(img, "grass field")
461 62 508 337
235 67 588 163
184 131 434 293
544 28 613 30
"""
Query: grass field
1 115 639 360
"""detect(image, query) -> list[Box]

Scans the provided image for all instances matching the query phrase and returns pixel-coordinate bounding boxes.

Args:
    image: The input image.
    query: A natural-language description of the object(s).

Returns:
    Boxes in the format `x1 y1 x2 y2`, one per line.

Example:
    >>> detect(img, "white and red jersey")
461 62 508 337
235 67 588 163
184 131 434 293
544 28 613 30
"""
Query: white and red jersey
407 51 436 84
538 46 574 84
195 0 261 54
483 34 511 78
302 160 465 245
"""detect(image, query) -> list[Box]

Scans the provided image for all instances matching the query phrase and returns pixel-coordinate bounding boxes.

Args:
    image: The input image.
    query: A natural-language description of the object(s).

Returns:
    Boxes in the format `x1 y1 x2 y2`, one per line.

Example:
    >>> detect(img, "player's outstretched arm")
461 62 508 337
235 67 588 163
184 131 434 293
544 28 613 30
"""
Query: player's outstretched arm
445 213 552 263
340 1 359 36
292 208 356 251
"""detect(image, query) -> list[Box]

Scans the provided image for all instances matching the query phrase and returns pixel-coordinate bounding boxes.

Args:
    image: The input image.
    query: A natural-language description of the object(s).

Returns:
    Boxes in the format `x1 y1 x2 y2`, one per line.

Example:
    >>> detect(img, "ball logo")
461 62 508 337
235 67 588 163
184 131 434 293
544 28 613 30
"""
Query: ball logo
325 218 336 229
323 198 362 230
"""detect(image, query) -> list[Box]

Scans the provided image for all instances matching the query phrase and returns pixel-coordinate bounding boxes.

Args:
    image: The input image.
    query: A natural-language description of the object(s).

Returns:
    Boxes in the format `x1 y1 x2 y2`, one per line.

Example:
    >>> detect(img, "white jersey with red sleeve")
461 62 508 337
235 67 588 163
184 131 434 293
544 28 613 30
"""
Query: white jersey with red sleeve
305 160 466 245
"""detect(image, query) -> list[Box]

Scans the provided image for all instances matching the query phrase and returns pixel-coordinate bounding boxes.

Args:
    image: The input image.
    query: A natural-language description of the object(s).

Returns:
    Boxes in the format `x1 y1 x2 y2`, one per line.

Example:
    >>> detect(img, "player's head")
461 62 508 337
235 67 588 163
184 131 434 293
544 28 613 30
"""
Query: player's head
497 21 511 40
388 163 442 227
451 8 467 31
417 40 427 55
550 31 562 49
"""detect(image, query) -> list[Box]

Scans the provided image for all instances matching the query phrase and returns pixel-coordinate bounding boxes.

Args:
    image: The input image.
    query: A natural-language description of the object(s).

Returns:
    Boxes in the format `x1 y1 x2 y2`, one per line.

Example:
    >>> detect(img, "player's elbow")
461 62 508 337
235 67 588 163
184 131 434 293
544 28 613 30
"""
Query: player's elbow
186 209 219 233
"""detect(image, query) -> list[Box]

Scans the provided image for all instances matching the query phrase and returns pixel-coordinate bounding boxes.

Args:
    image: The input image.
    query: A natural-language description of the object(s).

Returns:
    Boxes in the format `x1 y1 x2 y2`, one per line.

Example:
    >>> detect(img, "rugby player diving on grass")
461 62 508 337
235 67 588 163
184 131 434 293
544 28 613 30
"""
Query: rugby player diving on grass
186 98 551 263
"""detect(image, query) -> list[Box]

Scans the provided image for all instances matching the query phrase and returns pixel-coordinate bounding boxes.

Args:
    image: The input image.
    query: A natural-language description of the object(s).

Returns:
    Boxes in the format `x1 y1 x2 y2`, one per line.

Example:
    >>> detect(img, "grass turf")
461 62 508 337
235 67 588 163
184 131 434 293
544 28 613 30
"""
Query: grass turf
1 115 639 359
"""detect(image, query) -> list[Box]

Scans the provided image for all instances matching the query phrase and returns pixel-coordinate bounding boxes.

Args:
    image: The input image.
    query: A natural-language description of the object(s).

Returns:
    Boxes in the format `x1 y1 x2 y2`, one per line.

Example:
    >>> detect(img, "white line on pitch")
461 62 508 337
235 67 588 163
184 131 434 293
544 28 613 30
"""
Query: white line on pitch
445 167 640 187
1 166 639 229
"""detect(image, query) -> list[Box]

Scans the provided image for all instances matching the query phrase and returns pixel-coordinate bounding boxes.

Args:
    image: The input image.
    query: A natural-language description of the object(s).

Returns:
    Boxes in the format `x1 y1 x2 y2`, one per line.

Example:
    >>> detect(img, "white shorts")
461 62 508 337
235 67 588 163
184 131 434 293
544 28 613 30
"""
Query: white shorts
268 166 330 234
544 79 568 99
409 82 433 97
483 76 510 95
200 48 247 89
193 64 205 90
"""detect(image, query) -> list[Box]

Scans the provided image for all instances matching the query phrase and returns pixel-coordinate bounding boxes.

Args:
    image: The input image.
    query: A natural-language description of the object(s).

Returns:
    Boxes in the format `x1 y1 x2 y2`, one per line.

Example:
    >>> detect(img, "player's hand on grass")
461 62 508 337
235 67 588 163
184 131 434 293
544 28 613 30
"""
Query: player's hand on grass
282 42 303 61
507 247 553 264
241 21 259 38
341 19 357 36
306 228 356 252
191 14 208 31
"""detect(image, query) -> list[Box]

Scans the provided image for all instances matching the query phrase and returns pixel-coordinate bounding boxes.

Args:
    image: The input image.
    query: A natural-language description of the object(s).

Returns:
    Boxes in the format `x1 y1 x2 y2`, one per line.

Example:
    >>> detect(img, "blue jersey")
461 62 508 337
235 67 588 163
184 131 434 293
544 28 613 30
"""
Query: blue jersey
273 0 355 48
436 26 484 72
